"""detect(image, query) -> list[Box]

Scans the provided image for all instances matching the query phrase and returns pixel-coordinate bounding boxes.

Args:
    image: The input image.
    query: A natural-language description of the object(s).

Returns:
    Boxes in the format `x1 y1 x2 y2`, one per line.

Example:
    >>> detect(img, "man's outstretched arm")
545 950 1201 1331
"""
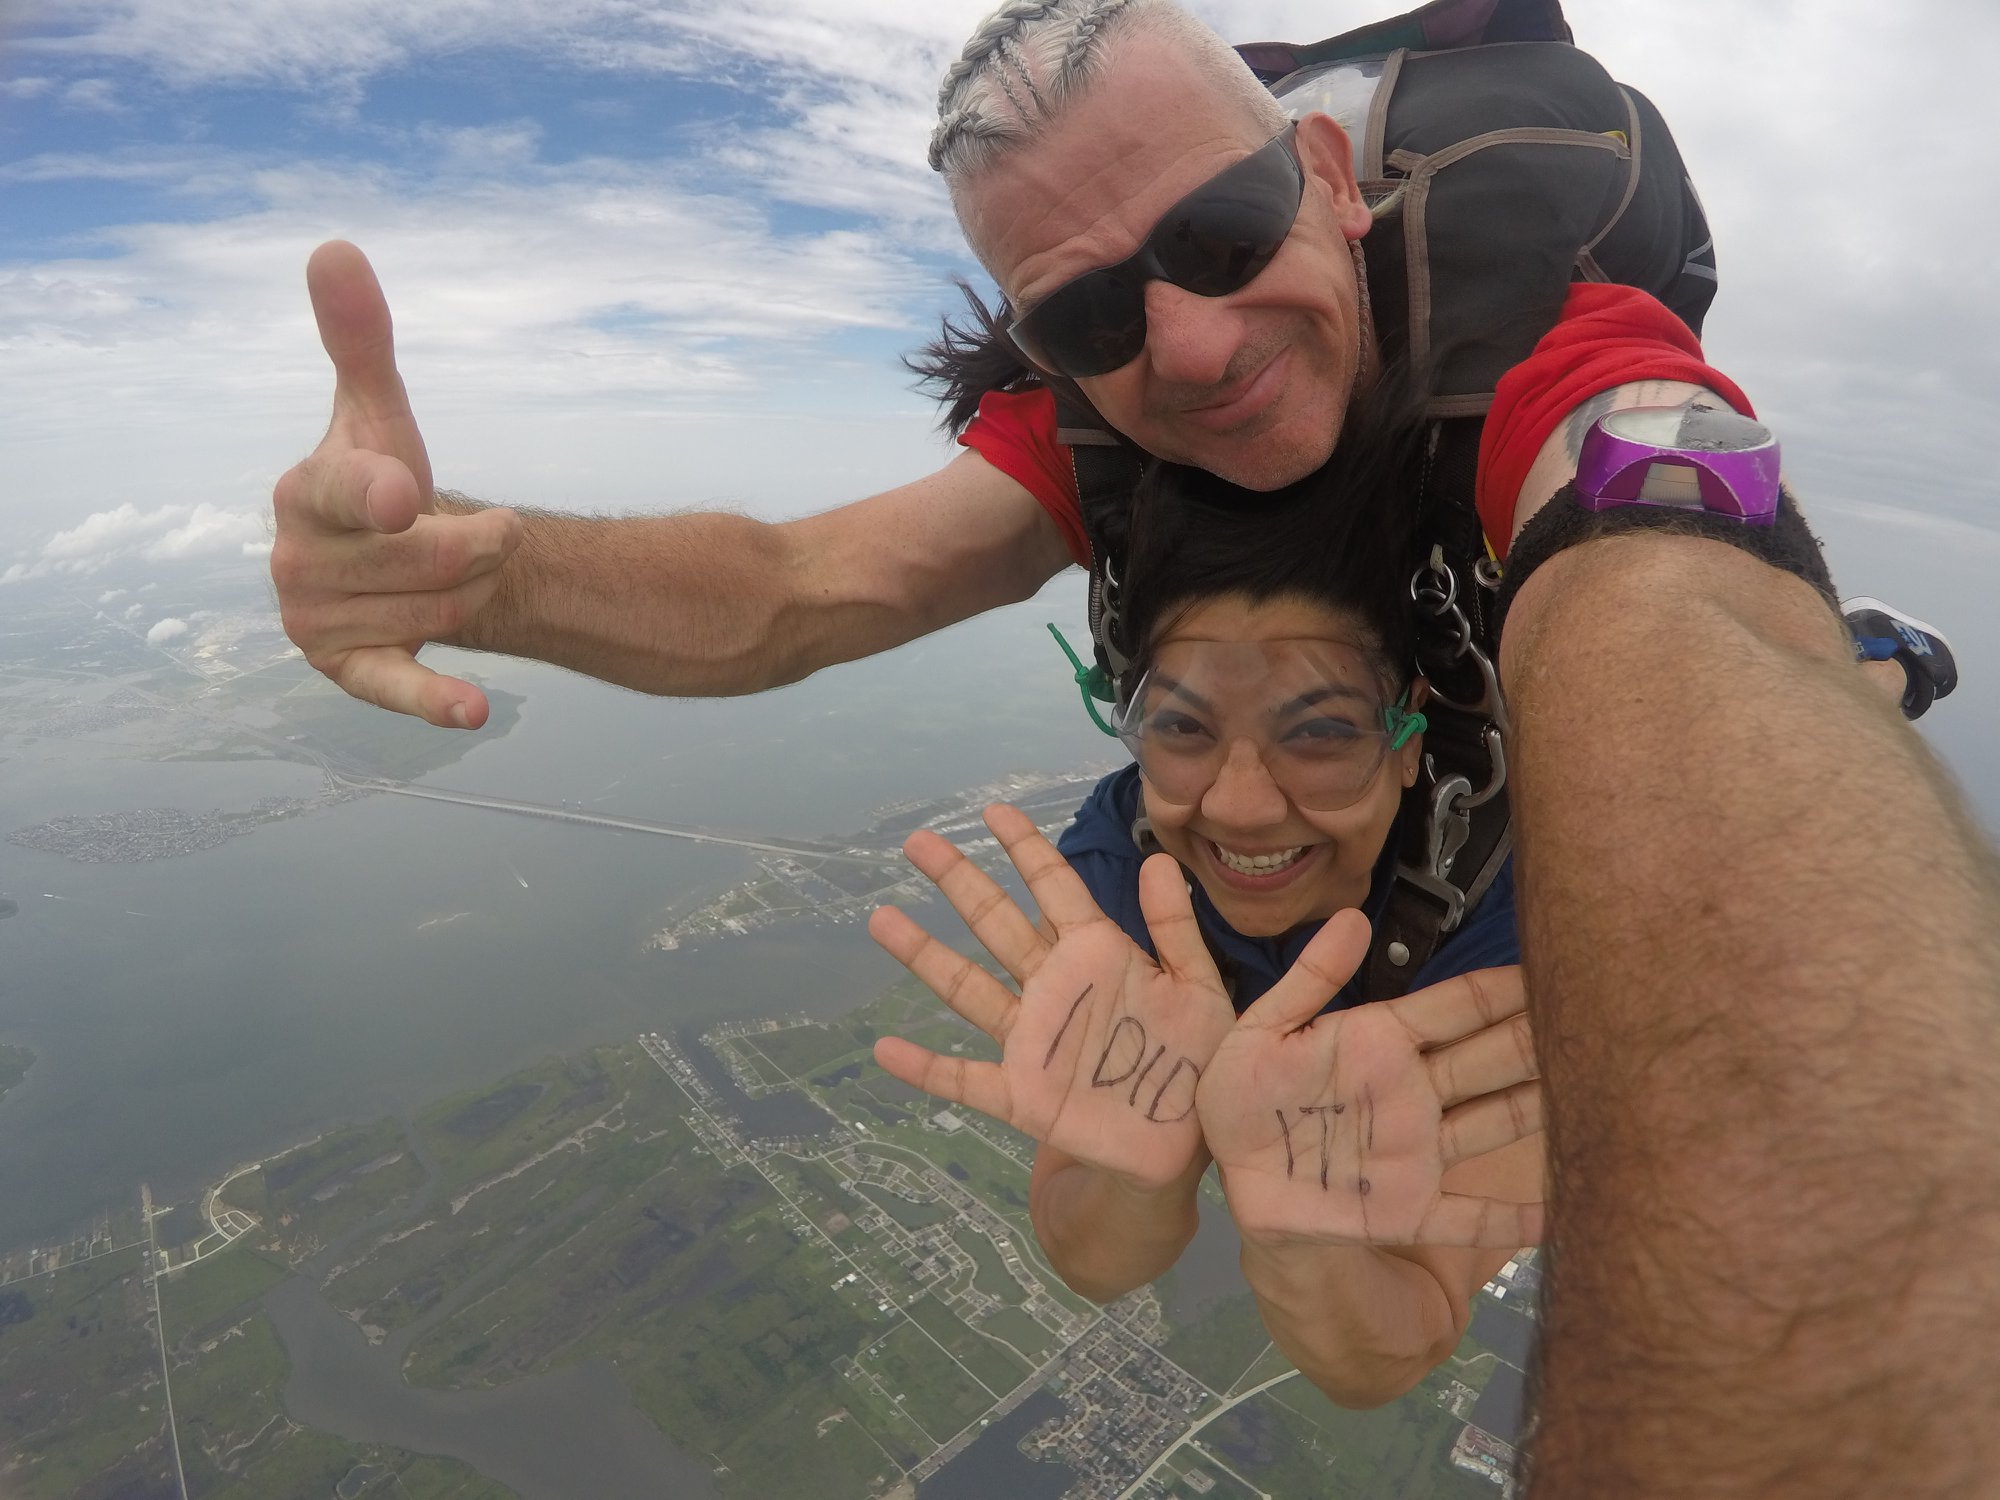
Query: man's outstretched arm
270 242 1072 727
1500 517 2000 1494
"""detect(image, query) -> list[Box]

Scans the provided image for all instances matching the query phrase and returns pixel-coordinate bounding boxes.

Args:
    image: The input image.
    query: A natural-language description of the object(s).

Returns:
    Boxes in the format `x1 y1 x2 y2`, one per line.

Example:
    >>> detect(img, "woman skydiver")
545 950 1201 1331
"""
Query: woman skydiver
868 414 1545 1408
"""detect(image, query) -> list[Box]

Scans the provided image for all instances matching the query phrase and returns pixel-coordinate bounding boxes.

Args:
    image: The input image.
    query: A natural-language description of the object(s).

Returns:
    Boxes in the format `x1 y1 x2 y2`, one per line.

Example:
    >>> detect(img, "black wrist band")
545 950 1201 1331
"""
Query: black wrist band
1493 482 1841 646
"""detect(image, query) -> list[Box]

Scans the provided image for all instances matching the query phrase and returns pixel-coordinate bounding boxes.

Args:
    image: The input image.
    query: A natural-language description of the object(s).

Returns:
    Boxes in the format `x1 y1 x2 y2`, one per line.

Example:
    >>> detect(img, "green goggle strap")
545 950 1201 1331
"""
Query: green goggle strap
1052 625 1424 752
1383 688 1427 750
1046 624 1120 738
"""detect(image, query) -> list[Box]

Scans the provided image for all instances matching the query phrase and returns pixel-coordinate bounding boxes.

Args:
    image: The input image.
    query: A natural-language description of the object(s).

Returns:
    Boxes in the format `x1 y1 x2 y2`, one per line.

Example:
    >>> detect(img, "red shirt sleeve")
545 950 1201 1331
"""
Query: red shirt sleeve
957 386 1089 567
1476 284 1755 561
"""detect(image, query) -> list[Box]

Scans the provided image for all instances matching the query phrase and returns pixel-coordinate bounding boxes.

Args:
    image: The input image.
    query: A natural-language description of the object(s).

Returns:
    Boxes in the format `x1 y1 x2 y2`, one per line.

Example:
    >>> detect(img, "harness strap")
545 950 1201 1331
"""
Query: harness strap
1359 768 1512 1000
1357 418 1513 999
1053 386 1147 678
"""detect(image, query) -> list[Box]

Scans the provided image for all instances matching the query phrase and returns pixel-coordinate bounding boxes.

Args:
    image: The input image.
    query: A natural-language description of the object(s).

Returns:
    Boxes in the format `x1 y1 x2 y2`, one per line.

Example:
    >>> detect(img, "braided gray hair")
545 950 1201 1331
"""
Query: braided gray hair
930 0 1282 186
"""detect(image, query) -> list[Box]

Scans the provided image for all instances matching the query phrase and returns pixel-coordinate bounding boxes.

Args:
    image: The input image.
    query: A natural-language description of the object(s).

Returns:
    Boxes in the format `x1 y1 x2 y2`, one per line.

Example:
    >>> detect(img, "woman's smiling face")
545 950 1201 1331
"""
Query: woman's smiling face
1130 593 1422 938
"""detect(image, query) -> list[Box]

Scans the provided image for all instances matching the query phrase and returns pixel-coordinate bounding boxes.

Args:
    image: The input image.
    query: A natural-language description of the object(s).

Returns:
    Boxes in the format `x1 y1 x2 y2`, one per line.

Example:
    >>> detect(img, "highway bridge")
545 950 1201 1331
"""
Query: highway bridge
333 775 901 866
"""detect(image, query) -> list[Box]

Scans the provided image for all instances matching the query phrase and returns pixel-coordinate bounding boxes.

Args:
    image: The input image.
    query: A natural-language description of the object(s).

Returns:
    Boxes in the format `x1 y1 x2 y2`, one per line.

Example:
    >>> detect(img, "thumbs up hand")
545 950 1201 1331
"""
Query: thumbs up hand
270 241 522 728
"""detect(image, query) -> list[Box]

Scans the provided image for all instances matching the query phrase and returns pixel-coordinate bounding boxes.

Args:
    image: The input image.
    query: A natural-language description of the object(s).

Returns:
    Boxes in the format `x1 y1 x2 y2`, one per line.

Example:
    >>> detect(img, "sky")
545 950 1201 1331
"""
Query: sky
1 0 1995 706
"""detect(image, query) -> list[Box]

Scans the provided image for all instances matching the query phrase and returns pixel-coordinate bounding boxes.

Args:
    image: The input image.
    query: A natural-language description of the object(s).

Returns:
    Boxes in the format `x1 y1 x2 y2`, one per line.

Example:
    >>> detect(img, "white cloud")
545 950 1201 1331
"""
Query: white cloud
0 77 56 99
44 503 172 560
148 505 269 560
32 503 270 573
0 149 235 187
15 0 706 88
1 0 1994 560
61 77 124 113
403 121 547 175
0 140 951 552
145 617 189 644
10 0 977 97
97 588 127 604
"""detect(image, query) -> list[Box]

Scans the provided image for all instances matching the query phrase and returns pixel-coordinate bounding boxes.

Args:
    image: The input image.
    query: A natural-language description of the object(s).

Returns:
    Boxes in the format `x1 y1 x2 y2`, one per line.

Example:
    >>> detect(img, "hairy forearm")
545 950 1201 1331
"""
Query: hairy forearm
426 455 1066 698
1029 1152 1205 1303
1236 1236 1463 1408
1503 535 2000 1496
434 494 843 695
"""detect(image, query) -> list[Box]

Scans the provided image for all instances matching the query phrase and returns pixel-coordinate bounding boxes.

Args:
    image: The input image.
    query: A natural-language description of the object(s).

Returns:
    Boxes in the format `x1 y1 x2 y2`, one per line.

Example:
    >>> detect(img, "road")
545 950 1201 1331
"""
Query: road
634 1033 1008 1448
173 1160 263 1269
1112 1367 1301 1500
141 1184 190 1500
336 775 903 865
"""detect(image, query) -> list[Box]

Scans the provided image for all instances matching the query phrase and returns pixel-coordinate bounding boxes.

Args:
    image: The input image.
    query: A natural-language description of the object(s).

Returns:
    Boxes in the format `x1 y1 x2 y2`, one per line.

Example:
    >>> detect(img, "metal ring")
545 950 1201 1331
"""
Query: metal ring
1409 556 1459 616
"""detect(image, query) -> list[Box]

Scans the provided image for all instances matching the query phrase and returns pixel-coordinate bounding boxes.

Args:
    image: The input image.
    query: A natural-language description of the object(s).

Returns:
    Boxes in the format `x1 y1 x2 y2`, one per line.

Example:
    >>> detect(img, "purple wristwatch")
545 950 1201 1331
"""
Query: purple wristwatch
1574 401 1782 525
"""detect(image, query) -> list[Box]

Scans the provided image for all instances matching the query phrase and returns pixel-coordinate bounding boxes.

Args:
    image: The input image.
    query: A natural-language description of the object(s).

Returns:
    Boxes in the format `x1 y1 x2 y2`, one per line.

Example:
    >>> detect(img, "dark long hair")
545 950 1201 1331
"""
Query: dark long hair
1116 367 1432 696
903 280 1040 437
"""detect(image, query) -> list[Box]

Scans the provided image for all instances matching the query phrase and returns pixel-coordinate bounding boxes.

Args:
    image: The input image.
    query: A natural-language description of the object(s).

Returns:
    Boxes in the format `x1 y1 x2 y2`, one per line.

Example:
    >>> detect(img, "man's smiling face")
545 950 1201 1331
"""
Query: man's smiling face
956 28 1376 490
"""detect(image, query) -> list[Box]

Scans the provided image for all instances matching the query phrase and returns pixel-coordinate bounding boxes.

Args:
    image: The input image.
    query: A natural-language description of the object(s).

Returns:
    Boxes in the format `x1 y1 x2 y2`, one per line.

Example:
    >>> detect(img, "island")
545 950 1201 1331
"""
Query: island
1 567 526 866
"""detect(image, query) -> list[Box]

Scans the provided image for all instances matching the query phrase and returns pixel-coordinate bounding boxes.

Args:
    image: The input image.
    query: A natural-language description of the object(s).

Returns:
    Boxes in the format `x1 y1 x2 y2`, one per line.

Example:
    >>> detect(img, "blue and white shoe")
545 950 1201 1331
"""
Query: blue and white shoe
1844 596 1958 720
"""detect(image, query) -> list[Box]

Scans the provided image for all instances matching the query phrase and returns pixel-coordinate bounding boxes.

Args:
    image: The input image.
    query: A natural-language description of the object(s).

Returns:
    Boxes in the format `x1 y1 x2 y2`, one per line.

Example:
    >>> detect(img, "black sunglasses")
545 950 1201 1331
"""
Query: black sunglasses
1003 122 1303 380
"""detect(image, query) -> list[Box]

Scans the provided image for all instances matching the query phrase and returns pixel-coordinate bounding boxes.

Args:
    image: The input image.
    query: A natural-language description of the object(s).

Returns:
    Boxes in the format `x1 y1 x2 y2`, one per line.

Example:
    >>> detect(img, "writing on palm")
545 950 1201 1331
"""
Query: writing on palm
870 806 1232 1188
1202 954 1543 1249
1206 1004 1448 1243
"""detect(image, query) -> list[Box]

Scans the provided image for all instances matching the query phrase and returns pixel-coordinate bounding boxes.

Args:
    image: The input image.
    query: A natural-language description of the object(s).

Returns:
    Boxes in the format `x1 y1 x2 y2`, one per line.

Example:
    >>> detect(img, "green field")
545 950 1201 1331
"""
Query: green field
1159 1448 1265 1500
747 1020 871 1084
174 1350 523 1500
352 1025 1090 1497
855 1318 993 1444
160 1242 290 1339
0 1246 175 1500
0 1231 527 1498
719 1036 793 1089
956 1223 1020 1305
979 1305 1058 1367
857 1180 948 1230
904 1290 1029 1395
218 1118 427 1268
1160 1286 1275 1395
336 1051 697 1335
3 966 1416 1499
1213 1368 1498 1500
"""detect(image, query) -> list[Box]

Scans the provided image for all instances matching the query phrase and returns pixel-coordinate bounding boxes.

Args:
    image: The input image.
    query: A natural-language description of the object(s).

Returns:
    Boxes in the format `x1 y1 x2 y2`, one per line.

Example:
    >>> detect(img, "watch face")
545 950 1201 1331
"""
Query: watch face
1577 401 1784 523
1600 402 1774 454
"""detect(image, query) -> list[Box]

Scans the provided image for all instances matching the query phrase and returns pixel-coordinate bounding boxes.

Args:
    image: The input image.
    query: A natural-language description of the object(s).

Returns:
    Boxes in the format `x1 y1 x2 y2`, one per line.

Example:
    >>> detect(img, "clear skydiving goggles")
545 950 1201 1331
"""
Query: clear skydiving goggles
1050 625 1427 813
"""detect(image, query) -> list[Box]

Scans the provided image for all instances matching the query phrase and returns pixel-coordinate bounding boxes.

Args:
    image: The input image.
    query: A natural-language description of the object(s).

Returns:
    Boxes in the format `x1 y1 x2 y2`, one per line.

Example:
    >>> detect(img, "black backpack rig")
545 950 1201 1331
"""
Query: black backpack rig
914 0 1720 998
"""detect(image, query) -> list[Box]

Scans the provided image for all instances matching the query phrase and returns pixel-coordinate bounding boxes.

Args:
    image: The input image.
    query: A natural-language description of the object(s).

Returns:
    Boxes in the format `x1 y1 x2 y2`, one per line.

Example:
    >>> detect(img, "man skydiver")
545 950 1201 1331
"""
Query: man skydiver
270 3 2000 1494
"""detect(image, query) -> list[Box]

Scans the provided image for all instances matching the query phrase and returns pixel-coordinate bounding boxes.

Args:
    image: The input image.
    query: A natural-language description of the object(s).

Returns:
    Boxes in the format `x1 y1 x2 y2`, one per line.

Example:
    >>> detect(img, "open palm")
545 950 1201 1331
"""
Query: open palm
1201 922 1544 1249
871 806 1235 1192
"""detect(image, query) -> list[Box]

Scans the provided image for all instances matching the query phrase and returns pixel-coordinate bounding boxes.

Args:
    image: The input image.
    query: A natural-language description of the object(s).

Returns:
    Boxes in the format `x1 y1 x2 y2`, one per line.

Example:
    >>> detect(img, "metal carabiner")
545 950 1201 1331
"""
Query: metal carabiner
1407 545 1511 866
1457 725 1507 810
1424 771 1474 880
1425 635 1511 742
1091 554 1133 679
